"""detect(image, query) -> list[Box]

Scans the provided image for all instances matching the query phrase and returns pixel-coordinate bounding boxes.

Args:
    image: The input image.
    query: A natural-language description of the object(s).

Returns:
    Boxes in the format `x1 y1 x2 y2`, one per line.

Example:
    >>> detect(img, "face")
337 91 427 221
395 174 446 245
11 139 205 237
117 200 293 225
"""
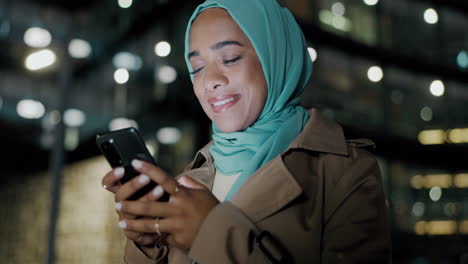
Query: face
189 8 268 133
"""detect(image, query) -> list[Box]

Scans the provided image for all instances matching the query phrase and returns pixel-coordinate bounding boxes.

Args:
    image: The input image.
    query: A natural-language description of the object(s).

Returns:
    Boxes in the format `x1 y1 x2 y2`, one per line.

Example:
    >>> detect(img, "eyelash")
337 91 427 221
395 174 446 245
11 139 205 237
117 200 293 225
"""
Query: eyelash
189 56 241 75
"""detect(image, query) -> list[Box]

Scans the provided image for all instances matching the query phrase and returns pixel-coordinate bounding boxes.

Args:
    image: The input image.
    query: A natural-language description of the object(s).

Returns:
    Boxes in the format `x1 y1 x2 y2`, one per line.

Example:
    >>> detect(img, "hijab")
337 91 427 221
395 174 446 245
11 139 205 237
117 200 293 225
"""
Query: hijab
185 0 313 200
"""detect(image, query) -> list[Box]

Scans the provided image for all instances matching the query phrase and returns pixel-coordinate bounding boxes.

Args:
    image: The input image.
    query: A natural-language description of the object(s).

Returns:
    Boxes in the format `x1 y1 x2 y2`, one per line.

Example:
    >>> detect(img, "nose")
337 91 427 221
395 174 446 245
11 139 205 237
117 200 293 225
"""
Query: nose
203 63 228 92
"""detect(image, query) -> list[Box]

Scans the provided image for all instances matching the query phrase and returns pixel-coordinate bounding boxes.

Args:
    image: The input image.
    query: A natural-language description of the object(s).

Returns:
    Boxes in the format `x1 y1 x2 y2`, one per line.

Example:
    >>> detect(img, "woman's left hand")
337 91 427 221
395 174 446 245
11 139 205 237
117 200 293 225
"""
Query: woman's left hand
115 159 220 250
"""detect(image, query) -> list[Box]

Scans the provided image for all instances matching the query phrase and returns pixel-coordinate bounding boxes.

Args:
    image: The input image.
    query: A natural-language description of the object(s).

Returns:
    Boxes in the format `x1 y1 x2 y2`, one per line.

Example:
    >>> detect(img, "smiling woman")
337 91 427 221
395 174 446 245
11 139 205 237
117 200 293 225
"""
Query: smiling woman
101 0 392 263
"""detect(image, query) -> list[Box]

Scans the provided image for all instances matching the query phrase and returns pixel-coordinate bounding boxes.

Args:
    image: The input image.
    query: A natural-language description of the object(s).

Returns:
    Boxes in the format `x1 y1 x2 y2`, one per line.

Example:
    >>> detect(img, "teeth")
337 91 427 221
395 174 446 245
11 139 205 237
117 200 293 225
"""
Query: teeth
213 97 235 107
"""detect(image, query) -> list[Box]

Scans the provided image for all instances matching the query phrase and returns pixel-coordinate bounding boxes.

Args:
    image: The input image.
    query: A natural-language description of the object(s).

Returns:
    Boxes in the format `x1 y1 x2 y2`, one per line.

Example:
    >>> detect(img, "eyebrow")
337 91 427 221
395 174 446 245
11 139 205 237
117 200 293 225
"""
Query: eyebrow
188 40 244 59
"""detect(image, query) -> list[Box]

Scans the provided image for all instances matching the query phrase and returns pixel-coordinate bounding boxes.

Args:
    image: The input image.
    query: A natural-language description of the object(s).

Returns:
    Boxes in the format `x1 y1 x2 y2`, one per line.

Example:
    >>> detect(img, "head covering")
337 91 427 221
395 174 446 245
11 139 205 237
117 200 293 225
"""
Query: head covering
185 0 313 200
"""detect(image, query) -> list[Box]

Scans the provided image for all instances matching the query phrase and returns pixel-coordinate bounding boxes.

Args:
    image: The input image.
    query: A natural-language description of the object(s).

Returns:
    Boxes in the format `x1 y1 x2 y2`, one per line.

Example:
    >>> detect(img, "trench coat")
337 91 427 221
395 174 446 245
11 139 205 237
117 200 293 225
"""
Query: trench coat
124 108 392 263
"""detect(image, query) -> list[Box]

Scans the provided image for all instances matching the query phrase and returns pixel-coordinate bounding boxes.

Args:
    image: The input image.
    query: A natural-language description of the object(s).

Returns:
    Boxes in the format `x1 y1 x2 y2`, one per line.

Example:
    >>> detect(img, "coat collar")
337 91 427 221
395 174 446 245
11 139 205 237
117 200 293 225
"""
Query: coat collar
185 108 348 222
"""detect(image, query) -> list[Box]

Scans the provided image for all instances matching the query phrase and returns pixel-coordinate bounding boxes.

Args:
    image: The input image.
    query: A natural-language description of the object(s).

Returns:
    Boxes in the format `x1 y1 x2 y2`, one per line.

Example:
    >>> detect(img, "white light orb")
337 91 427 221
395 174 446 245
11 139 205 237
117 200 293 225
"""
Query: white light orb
113 52 142 71
307 47 317 62
68 39 92 59
424 8 438 24
331 2 345 16
17 99 45 119
25 49 56 71
367 66 383 82
64 109 86 127
155 41 171 57
429 186 442 202
429 80 445 97
109 118 139 131
363 0 379 6
118 0 133 8
114 68 130 84
24 27 52 48
157 127 181 144
157 65 177 84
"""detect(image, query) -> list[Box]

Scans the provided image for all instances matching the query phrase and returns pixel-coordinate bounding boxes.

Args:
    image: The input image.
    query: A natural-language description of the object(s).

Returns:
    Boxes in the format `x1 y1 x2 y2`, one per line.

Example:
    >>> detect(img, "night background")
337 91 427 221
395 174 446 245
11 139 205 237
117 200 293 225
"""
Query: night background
0 0 467 263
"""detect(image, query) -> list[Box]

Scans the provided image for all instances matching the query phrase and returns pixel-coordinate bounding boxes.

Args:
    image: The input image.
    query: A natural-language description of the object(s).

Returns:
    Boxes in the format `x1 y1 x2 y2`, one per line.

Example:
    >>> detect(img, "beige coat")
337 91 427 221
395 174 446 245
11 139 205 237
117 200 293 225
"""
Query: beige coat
124 109 392 263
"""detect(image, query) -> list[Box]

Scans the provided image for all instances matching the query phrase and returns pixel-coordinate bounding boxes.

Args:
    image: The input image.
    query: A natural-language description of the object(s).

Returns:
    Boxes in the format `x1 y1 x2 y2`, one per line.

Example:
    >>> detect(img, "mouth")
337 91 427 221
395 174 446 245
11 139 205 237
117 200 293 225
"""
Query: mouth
209 94 240 113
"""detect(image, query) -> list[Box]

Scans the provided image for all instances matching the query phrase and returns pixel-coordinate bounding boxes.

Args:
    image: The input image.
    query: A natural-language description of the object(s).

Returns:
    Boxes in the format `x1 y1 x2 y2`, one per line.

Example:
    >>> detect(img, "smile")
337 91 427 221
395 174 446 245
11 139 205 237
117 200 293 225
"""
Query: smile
209 95 240 113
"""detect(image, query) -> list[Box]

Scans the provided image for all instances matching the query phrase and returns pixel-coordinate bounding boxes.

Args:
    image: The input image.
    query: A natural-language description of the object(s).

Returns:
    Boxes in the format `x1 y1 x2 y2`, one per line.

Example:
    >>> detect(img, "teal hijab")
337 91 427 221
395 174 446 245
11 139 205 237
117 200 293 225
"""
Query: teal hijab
184 0 313 200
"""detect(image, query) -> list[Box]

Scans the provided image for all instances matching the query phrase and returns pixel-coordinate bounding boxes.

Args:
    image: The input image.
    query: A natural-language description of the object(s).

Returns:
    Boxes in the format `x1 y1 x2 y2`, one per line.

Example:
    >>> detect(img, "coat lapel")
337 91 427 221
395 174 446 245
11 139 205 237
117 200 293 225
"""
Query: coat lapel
231 155 303 223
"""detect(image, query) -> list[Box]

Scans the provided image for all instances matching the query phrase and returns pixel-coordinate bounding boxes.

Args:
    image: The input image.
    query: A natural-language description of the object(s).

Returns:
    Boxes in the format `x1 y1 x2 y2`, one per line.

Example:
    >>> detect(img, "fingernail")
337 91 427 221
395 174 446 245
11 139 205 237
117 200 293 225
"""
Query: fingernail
132 159 143 169
114 167 124 178
114 202 122 211
103 185 108 189
118 220 127 229
138 174 150 184
152 185 164 197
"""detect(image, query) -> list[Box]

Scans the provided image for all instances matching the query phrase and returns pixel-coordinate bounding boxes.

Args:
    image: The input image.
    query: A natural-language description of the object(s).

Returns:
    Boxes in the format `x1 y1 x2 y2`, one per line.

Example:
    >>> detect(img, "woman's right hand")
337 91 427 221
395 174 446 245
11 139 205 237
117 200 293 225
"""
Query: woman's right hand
102 167 163 249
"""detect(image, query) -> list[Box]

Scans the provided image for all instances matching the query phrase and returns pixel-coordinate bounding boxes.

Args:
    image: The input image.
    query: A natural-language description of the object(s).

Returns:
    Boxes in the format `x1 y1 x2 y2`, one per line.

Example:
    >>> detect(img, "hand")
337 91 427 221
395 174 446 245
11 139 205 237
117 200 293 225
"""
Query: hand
115 159 220 249
101 167 163 248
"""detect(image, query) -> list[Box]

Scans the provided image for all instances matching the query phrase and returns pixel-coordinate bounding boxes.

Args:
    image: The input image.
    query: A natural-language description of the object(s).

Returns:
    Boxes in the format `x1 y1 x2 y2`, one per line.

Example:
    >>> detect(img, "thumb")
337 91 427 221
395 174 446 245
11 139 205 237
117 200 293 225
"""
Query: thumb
178 176 206 190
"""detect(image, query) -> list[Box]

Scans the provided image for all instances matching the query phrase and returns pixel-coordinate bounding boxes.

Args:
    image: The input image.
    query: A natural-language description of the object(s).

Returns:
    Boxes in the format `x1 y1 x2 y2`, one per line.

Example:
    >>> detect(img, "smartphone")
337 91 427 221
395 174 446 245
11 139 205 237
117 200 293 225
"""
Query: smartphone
96 127 169 201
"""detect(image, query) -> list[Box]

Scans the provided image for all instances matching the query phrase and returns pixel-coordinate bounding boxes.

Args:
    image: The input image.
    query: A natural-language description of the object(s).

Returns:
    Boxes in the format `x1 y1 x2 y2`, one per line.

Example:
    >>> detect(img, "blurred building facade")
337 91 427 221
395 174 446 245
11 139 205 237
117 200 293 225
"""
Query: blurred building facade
0 0 467 263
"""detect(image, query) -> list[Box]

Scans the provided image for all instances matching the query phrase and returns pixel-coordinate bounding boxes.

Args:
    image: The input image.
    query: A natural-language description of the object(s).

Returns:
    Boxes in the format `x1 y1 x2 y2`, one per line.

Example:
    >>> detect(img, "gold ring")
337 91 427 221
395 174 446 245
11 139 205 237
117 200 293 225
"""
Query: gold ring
154 218 161 235
174 186 180 193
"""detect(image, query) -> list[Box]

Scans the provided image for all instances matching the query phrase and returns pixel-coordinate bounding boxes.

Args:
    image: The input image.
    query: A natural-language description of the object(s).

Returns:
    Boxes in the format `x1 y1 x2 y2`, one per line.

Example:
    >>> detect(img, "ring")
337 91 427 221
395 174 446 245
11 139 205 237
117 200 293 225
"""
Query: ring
154 218 161 236
174 186 180 193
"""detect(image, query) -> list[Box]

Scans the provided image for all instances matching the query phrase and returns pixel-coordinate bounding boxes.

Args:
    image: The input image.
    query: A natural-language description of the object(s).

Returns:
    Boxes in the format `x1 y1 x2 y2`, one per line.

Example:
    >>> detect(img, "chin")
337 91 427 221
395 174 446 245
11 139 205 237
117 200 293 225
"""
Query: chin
214 121 242 133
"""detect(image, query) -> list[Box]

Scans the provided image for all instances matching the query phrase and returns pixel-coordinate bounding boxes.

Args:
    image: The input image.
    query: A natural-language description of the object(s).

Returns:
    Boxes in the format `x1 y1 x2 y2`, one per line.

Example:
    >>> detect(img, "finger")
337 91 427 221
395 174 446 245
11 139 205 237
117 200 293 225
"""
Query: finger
115 174 152 202
139 185 166 202
132 160 179 195
178 176 206 190
101 167 125 193
124 231 157 246
115 201 176 218
119 217 174 234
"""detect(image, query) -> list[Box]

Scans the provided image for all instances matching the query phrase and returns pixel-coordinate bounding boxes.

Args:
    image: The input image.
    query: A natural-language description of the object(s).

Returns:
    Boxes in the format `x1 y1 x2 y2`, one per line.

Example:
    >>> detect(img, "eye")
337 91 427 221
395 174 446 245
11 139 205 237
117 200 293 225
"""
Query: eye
223 56 241 64
189 66 204 75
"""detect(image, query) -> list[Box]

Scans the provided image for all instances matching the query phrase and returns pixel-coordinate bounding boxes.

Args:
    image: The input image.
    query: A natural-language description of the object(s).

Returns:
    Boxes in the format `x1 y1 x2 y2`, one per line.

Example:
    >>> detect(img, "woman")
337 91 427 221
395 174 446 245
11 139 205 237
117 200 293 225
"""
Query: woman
101 0 391 263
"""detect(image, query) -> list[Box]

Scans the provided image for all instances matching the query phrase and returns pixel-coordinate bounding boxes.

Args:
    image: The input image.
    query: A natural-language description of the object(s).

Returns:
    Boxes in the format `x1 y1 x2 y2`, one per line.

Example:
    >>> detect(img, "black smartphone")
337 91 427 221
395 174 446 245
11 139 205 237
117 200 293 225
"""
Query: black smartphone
96 127 169 201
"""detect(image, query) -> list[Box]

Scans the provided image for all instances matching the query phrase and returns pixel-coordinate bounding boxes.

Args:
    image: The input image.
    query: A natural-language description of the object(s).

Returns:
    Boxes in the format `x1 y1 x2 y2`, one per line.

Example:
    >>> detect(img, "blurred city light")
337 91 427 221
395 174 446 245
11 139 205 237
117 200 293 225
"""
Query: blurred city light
418 129 445 145
429 80 444 96
157 65 177 84
25 49 56 71
454 174 468 188
17 99 45 119
447 128 468 144
429 186 442 202
24 27 52 48
424 8 438 24
420 106 433 122
367 66 383 82
41 110 61 130
157 127 181 144
414 221 457 235
307 47 317 62
319 10 352 32
155 41 171 57
114 68 129 84
109 118 139 131
456 50 468 69
113 52 142 71
363 0 379 6
68 39 92 59
331 2 345 16
64 109 86 127
412 202 425 217
118 0 133 8
65 127 80 151
410 174 452 189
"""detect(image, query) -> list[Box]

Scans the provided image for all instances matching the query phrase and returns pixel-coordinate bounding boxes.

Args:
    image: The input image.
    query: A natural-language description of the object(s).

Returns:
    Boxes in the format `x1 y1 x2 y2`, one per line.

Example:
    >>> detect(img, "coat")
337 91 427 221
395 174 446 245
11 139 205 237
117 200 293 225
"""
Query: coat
124 108 392 263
